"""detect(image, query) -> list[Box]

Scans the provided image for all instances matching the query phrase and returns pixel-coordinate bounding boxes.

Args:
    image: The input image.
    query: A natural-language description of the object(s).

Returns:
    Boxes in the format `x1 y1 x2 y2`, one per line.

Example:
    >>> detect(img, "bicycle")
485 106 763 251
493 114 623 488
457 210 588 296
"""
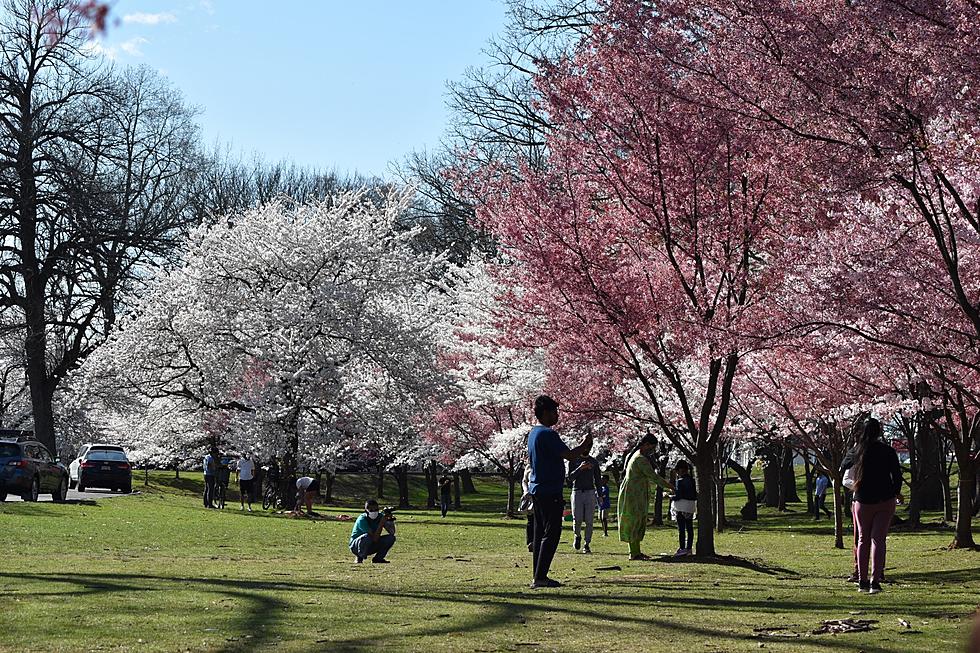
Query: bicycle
215 481 227 510
262 470 281 510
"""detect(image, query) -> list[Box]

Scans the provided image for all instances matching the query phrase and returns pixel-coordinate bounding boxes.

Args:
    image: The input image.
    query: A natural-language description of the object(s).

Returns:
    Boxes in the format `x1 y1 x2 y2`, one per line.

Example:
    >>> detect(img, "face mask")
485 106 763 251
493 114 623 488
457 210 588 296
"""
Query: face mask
367 511 379 519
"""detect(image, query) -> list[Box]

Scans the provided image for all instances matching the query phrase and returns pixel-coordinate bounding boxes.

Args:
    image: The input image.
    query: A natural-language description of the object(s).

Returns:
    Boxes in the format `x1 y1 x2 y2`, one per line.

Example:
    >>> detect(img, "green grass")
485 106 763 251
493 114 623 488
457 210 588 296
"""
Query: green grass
0 471 976 652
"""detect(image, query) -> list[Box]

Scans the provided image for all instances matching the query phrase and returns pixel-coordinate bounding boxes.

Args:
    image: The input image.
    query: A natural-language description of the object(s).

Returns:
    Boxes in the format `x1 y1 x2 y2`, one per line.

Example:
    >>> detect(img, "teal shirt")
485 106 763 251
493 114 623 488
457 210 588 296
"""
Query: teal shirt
350 513 383 544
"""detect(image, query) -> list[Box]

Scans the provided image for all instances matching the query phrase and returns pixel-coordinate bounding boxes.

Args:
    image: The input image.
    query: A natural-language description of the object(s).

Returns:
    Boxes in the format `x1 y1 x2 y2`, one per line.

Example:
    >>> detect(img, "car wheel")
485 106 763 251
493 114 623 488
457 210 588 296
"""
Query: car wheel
123 484 132 494
53 476 68 503
0 490 6 502
77 476 86 493
22 476 39 502
69 478 77 489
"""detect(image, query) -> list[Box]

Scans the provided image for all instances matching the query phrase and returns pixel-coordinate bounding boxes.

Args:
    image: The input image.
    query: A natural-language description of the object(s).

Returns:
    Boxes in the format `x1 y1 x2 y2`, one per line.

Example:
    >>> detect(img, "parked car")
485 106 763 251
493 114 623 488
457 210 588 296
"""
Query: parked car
72 446 132 493
0 439 69 502
69 444 125 488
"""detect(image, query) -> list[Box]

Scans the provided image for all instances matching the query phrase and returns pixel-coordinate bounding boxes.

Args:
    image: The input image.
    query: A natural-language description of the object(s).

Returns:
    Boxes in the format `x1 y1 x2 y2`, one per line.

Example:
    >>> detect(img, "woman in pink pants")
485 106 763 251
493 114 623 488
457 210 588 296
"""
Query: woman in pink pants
840 418 903 595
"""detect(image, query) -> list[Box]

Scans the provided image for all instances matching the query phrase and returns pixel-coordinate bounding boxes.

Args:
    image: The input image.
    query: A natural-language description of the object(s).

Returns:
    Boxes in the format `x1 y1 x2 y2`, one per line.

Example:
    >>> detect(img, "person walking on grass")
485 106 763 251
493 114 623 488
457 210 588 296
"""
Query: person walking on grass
813 471 832 520
439 475 452 518
237 452 255 512
840 417 903 595
527 395 593 589
670 461 697 556
568 452 601 554
519 461 534 552
618 435 672 560
202 445 218 509
597 475 611 537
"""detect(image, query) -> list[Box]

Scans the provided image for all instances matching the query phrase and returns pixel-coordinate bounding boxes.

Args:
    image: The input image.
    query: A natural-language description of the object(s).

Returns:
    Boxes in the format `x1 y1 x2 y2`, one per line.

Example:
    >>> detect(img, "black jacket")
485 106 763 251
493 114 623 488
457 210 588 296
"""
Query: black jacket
840 441 902 504
675 475 697 501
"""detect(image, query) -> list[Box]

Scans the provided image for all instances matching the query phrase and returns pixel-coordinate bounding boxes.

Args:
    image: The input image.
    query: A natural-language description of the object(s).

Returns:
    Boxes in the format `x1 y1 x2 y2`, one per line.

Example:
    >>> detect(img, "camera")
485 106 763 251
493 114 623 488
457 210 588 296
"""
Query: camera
382 506 396 521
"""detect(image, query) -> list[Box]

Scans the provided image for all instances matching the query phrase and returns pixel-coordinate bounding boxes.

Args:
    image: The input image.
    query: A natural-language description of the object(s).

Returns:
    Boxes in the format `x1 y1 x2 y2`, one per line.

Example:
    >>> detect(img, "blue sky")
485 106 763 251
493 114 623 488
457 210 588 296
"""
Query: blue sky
97 1 509 178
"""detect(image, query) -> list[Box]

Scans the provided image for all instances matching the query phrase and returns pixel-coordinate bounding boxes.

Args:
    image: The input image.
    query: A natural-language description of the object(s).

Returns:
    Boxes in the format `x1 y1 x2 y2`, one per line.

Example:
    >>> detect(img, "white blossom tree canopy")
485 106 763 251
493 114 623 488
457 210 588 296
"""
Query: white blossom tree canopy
72 189 444 472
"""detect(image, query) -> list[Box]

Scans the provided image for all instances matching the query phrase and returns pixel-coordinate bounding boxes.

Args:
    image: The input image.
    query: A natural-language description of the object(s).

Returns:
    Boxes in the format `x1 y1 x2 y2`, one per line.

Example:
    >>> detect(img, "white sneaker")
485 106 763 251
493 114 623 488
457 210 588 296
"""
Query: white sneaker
247 506 252 512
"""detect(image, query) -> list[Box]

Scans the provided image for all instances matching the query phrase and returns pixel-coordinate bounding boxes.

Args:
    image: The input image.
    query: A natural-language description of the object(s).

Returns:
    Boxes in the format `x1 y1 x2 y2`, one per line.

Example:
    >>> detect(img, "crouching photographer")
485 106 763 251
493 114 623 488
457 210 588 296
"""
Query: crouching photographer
349 499 396 564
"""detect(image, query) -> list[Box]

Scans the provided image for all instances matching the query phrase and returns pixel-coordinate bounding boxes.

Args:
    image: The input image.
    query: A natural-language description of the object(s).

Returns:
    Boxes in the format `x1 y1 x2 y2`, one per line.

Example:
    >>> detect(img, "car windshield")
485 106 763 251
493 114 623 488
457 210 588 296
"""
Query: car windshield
0 443 20 457
86 450 128 461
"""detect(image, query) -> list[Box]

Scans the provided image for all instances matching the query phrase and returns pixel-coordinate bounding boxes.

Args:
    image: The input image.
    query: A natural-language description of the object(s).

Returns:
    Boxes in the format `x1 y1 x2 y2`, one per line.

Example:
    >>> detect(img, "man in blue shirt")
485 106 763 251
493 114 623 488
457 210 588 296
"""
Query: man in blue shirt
527 395 593 589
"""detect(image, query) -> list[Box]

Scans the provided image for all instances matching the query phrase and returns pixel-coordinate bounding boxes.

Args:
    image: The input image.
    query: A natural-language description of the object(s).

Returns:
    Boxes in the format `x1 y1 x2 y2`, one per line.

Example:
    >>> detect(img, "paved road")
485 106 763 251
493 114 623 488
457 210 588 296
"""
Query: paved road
3 488 131 502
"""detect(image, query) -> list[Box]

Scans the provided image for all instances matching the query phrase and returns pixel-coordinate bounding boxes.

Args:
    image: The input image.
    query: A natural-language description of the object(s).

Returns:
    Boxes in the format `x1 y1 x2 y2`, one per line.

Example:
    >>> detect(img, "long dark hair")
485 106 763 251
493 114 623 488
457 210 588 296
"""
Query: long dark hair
852 417 883 488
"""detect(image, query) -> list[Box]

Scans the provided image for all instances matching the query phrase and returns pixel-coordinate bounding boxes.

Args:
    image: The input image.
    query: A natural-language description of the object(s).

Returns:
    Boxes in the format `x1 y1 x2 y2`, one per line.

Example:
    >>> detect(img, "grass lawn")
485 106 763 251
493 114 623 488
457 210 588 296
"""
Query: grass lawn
0 471 977 652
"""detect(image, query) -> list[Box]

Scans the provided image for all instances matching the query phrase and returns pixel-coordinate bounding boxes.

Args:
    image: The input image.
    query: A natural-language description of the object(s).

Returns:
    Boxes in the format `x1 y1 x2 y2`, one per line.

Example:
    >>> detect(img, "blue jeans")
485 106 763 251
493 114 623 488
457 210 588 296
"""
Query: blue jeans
440 495 451 517
677 512 694 550
350 533 396 562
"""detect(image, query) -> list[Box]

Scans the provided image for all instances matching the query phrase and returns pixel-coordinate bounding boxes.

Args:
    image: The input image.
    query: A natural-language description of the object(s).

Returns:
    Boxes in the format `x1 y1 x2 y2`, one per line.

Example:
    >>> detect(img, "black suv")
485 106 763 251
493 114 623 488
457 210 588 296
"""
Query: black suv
0 439 69 502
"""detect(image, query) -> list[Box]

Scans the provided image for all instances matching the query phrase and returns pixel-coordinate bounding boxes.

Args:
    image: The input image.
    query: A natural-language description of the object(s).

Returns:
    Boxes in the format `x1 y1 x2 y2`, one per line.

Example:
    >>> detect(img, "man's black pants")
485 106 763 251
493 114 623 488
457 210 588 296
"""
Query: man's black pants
531 494 564 582
203 475 216 507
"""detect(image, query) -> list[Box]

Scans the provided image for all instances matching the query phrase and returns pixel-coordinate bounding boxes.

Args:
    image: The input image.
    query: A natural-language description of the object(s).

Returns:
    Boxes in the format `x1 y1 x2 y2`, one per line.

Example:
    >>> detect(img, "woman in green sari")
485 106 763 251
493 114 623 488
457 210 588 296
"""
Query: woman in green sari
618 435 673 560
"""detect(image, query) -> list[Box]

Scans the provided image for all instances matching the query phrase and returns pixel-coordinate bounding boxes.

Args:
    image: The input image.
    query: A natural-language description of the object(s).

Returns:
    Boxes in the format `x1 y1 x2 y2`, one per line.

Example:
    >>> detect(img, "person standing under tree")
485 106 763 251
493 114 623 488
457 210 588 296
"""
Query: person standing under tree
841 417 903 594
568 452 601 553
618 435 673 560
671 460 697 556
526 395 593 589
439 475 452 518
813 471 832 520
597 474 611 537
519 461 534 551
202 445 218 509
237 452 255 512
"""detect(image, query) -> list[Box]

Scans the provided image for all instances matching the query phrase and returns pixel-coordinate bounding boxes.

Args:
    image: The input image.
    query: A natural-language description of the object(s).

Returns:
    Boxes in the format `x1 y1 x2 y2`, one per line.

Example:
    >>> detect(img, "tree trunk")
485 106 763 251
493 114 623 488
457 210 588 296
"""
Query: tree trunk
461 468 477 493
395 466 410 509
694 456 716 556
425 461 438 509
453 472 462 509
951 460 976 549
941 467 954 522
803 455 814 514
506 473 517 518
727 458 757 520
376 465 385 499
324 470 335 502
653 486 664 526
832 478 845 549
716 464 727 532
778 445 800 509
281 425 299 510
915 412 945 511
144 465 149 486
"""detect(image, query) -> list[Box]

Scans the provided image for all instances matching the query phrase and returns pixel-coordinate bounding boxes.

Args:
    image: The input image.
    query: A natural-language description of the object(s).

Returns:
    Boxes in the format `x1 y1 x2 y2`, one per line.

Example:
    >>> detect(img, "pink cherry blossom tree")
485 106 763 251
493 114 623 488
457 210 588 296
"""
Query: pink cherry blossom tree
468 11 827 556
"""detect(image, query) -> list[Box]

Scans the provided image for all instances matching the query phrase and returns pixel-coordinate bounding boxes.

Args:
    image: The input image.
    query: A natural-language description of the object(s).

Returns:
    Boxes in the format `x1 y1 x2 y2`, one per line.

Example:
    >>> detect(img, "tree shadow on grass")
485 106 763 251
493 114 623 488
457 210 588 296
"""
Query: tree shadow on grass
653 554 801 577
0 570 916 653
886 567 980 585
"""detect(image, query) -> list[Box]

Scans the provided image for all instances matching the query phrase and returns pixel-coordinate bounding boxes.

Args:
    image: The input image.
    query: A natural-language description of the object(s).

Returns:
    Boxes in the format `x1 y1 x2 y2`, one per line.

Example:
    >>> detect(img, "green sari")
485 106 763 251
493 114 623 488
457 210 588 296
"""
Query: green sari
617 449 670 544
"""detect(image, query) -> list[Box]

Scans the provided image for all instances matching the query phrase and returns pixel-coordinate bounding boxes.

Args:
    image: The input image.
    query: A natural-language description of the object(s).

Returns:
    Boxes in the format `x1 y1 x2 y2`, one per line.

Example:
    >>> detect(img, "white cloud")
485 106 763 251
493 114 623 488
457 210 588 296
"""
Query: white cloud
82 39 116 60
122 12 177 25
119 37 150 57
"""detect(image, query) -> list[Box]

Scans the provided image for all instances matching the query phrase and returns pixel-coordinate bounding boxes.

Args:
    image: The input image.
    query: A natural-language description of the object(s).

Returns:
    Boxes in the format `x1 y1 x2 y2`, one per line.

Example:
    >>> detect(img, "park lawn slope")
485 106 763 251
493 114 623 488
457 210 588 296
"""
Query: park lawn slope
0 473 976 652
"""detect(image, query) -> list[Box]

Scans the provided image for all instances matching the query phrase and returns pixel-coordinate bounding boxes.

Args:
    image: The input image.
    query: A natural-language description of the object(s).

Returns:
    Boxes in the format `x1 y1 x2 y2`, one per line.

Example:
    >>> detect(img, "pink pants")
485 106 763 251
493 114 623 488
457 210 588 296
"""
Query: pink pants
853 499 896 583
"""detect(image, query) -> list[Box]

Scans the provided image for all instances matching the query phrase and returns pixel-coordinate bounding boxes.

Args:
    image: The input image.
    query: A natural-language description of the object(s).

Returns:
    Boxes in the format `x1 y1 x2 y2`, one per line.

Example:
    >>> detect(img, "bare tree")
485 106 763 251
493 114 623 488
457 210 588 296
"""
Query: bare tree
0 0 201 455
